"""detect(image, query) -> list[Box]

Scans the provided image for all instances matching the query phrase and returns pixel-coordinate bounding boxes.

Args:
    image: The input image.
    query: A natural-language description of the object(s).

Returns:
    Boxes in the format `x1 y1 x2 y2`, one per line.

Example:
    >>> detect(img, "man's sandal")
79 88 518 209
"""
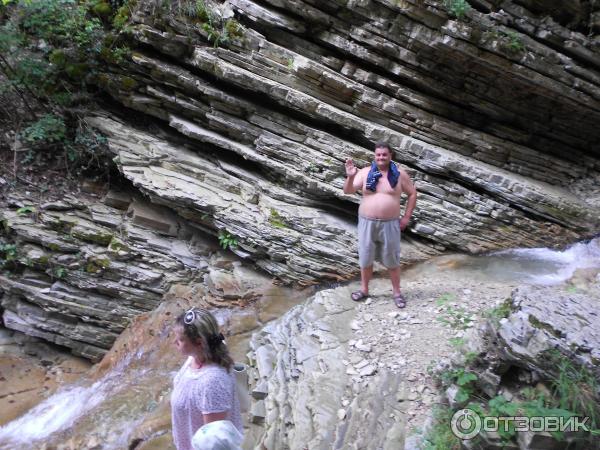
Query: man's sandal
393 293 407 309
351 291 368 302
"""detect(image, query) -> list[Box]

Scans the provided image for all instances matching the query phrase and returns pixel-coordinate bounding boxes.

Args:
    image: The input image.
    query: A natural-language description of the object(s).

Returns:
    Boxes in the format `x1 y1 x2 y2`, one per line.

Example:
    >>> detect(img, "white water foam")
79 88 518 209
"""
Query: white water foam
0 383 108 447
493 237 600 285
0 356 132 448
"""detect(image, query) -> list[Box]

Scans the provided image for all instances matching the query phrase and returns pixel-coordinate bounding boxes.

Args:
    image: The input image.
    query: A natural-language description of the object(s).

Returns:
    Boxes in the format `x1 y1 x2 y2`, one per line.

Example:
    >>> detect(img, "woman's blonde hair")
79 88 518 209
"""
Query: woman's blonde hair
176 308 233 370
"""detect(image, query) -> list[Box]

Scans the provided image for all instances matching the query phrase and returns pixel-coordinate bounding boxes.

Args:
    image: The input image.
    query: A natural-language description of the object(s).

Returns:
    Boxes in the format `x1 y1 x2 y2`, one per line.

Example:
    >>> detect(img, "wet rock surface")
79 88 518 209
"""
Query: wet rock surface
0 328 91 427
0 270 310 450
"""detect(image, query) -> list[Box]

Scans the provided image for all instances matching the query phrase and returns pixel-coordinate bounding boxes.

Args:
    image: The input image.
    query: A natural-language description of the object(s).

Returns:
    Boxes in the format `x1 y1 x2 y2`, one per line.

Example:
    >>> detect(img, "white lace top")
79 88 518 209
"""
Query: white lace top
171 357 243 450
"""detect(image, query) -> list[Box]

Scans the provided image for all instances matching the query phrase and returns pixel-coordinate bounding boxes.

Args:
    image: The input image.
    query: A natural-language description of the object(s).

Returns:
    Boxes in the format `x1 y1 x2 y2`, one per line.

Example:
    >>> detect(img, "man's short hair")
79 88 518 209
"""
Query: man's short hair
374 141 393 154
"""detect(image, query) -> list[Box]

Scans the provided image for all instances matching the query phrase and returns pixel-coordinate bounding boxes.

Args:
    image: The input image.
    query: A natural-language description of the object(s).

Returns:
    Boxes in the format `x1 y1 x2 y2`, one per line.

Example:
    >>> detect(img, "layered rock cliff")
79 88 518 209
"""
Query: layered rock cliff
92 0 600 282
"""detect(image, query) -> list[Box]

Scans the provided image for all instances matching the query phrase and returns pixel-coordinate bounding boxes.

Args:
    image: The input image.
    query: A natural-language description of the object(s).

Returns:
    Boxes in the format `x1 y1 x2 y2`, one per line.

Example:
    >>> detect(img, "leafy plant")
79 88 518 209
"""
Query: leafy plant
443 0 470 19
448 336 465 348
437 305 474 330
440 367 478 403
0 0 127 177
503 30 525 53
547 350 600 433
21 114 67 144
218 231 238 250
0 243 18 270
112 0 137 30
53 266 67 279
436 292 455 306
484 298 512 325
420 405 462 450
305 162 323 174
483 29 526 55
16 205 37 215
186 0 243 47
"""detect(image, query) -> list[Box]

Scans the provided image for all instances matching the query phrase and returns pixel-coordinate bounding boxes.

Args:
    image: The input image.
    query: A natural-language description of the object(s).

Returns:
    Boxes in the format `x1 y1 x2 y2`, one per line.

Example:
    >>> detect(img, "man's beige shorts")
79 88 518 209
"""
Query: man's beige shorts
358 216 401 269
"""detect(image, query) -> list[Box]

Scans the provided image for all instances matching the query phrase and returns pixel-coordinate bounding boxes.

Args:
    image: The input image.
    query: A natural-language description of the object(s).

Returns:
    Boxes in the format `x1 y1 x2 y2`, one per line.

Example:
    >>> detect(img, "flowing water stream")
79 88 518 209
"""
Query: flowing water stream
0 238 598 449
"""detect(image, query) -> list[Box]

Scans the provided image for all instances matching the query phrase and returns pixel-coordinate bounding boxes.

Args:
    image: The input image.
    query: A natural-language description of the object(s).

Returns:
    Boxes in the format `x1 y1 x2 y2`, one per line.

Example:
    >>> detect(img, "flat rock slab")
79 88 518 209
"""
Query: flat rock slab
247 271 516 448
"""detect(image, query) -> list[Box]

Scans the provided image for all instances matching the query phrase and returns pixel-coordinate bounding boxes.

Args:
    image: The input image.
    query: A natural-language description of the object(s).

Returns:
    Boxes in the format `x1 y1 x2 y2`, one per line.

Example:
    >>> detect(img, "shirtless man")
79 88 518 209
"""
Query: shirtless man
343 142 417 308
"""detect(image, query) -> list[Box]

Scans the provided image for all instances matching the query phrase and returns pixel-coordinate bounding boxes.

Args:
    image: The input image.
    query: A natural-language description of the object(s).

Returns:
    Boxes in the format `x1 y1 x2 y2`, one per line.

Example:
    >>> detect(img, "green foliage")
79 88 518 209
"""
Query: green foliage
53 266 67 279
85 256 110 273
436 293 474 329
268 208 287 228
461 352 600 445
483 29 526 55
421 406 462 450
11 54 55 97
305 162 323 174
448 336 465 348
547 350 600 432
443 0 470 19
16 205 36 215
1 0 130 177
185 0 243 47
195 0 209 21
484 298 512 325
21 0 103 51
435 292 455 306
440 367 478 403
503 30 524 53
91 1 112 18
22 114 66 144
64 119 110 170
0 243 18 270
112 0 137 30
482 394 578 442
218 231 238 250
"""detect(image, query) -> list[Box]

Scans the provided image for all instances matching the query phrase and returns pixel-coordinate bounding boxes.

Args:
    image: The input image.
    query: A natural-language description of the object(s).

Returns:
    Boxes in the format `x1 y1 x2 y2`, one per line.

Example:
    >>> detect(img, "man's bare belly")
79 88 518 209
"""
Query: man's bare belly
359 193 401 220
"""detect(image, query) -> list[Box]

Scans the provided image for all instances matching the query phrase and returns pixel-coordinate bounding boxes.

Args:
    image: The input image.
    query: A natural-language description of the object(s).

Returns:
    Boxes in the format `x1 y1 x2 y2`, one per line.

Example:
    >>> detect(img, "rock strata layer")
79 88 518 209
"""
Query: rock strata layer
85 0 600 285
1 191 229 360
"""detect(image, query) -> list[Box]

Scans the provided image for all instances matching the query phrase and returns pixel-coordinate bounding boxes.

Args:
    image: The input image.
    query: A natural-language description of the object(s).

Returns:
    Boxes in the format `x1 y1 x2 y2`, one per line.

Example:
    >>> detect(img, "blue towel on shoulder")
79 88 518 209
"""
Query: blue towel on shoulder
365 161 400 192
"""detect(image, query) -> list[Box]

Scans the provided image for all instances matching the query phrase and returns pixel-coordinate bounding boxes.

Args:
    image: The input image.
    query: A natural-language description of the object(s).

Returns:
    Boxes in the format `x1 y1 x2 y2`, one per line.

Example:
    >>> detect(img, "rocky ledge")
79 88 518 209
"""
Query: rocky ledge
246 262 600 449
245 269 517 449
435 272 600 450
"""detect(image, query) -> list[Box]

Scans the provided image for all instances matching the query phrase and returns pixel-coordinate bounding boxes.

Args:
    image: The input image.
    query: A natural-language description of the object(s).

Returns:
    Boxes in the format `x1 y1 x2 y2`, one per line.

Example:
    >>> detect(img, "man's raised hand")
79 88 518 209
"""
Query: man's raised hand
345 159 357 177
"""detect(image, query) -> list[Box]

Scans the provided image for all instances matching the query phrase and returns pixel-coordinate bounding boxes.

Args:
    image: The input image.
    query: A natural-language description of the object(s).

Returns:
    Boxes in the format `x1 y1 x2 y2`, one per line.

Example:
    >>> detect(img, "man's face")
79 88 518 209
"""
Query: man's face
374 146 392 170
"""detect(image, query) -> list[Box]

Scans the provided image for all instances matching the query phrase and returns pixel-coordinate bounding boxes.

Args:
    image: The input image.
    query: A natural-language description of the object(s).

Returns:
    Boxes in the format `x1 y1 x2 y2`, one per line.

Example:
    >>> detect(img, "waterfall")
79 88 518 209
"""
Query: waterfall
492 237 600 285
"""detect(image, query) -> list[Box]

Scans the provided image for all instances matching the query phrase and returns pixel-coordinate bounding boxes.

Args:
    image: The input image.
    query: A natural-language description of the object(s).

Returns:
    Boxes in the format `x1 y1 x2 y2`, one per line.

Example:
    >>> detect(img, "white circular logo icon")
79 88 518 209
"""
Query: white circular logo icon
451 408 482 440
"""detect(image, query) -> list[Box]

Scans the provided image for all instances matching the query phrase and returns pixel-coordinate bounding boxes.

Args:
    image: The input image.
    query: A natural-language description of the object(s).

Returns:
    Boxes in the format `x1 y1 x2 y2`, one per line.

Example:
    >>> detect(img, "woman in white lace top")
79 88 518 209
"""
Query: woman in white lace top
171 308 243 450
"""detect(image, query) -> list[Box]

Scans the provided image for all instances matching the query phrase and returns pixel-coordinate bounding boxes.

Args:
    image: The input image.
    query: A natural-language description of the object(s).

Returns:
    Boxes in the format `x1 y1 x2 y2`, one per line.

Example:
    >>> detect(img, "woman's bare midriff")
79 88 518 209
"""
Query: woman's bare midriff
359 192 402 220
